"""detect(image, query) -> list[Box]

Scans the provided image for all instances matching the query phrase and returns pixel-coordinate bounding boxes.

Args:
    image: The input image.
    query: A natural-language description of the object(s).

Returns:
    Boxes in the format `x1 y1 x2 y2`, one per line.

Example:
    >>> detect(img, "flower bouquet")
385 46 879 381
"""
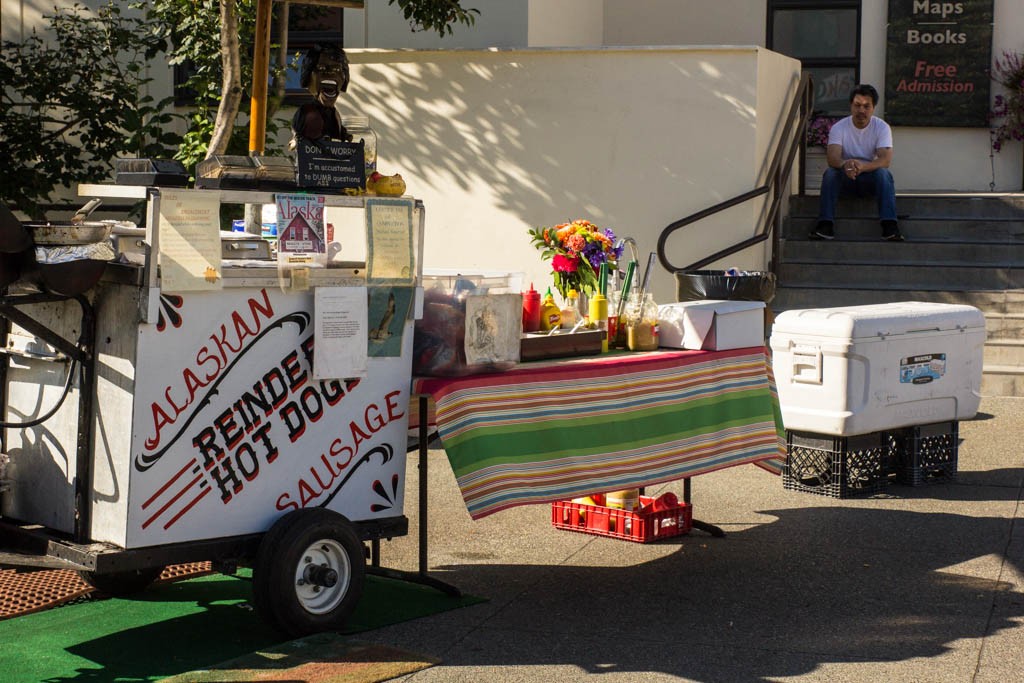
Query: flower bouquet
527 219 622 299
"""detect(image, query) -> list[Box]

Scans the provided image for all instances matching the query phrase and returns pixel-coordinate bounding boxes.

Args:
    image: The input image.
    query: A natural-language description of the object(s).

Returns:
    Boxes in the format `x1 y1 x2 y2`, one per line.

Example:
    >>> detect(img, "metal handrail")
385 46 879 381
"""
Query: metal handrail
657 72 815 275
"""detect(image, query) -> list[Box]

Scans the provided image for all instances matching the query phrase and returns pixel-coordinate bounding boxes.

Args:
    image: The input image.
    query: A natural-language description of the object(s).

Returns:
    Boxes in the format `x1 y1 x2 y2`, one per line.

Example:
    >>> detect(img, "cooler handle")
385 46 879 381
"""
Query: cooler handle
791 344 822 385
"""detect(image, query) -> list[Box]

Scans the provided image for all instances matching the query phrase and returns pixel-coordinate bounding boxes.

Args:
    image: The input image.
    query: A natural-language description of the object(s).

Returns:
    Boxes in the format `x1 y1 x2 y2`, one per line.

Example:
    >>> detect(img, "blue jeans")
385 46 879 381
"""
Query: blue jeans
818 167 897 223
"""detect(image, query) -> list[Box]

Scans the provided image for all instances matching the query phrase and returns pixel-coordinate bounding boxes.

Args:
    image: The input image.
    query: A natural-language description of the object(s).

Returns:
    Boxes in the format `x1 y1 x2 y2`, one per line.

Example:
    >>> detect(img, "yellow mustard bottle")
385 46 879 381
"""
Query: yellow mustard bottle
539 287 562 331
588 292 609 352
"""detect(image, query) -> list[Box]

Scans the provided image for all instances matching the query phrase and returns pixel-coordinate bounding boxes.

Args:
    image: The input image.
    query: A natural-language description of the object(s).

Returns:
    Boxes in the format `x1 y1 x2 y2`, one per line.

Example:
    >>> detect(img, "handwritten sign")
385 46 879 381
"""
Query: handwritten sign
884 0 993 127
296 138 366 191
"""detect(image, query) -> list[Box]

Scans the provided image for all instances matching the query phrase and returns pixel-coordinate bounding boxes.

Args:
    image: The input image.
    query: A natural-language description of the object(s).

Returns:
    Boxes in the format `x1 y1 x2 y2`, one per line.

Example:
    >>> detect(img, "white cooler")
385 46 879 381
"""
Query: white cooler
769 302 985 436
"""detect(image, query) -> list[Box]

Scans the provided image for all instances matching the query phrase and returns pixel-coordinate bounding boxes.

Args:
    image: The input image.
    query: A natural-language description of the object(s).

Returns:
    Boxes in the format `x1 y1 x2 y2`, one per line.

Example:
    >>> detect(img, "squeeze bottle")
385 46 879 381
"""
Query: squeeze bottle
522 283 541 332
539 288 562 331
588 292 609 352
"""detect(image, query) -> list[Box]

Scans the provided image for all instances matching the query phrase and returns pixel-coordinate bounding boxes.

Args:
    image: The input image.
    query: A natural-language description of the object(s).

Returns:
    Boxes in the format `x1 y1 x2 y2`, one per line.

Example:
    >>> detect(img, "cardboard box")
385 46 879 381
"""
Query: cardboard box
658 300 765 350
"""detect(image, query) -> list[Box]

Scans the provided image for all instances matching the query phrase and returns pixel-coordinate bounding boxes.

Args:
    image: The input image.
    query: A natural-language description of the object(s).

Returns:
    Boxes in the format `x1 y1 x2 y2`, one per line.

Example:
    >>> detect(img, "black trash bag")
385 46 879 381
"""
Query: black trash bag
675 269 776 303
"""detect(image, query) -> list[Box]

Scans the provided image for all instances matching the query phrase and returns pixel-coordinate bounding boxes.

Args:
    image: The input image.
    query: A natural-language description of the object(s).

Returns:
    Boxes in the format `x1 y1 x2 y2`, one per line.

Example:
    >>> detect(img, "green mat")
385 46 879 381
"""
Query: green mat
0 570 484 683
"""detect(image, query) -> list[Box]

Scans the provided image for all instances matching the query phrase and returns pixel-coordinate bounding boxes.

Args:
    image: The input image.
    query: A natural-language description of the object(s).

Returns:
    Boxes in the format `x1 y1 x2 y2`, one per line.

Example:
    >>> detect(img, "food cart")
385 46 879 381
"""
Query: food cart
0 185 429 637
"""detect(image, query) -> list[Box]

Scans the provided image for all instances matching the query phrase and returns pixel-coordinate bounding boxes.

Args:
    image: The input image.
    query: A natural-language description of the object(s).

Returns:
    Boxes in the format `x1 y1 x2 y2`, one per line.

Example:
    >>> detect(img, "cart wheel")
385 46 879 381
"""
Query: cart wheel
253 508 365 637
77 566 165 596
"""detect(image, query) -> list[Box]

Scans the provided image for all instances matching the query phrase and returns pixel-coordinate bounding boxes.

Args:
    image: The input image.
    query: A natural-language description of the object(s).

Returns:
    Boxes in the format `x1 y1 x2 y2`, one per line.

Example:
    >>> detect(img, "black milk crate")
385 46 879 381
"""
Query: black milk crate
892 421 958 486
783 430 893 498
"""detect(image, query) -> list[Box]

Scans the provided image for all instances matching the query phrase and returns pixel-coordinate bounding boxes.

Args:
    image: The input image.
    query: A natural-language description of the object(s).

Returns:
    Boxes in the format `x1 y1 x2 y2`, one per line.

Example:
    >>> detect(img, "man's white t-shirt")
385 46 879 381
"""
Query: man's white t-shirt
828 116 893 162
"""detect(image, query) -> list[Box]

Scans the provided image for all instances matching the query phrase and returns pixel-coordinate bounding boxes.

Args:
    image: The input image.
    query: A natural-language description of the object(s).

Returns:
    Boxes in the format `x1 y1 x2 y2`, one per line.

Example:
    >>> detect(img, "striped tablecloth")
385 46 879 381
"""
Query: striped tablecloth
412 347 786 519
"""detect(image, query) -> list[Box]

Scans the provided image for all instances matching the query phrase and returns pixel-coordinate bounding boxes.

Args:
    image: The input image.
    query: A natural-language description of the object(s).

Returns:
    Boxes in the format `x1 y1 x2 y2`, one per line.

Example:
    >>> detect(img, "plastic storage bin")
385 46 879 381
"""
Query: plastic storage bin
783 430 893 498
891 420 958 486
770 302 985 436
551 496 692 543
413 272 522 376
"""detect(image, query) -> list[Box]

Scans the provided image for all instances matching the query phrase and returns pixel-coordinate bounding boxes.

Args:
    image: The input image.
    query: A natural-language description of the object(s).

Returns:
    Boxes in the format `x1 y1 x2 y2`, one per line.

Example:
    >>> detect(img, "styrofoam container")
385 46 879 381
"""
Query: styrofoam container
769 302 985 436
658 300 765 350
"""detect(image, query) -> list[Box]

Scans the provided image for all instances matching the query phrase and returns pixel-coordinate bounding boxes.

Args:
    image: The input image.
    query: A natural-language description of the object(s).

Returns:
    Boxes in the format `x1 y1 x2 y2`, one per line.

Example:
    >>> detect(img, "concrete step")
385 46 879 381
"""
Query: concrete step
789 193 1024 219
777 263 1024 290
981 365 1024 397
781 238 1024 266
986 313 1024 339
783 217 1024 242
771 287 1024 314
983 339 1024 366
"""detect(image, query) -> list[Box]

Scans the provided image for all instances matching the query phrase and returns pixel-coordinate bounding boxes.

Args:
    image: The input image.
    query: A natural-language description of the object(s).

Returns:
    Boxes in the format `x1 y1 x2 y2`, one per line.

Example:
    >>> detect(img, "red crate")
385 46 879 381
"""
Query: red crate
551 496 692 543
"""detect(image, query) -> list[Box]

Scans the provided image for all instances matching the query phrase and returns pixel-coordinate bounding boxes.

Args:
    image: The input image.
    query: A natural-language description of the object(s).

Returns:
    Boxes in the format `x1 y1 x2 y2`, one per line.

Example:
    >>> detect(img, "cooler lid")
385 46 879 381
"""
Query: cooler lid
772 302 985 340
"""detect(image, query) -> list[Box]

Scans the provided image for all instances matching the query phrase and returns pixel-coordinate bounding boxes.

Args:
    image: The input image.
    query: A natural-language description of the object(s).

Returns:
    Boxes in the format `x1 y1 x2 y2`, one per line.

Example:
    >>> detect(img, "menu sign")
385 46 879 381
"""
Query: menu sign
296 138 366 191
884 0 993 127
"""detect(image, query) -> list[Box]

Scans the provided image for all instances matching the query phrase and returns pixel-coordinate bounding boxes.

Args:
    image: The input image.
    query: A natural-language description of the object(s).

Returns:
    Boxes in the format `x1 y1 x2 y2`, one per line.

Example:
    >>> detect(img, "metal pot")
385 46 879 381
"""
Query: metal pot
24 221 112 246
23 198 108 246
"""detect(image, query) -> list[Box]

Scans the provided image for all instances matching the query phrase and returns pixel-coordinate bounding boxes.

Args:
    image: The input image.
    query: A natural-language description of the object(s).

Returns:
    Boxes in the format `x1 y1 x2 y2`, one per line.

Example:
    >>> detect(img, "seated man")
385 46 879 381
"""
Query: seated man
813 84 902 242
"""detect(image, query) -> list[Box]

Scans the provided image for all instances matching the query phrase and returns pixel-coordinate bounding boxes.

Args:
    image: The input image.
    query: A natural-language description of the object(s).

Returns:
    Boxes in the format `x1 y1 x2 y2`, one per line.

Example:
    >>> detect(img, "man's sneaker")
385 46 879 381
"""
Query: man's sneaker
811 221 834 240
881 220 904 241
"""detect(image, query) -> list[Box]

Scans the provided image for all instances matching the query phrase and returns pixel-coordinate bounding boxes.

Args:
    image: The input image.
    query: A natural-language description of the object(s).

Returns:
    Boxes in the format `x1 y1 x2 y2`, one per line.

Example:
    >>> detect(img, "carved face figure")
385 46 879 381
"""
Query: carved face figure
300 45 350 103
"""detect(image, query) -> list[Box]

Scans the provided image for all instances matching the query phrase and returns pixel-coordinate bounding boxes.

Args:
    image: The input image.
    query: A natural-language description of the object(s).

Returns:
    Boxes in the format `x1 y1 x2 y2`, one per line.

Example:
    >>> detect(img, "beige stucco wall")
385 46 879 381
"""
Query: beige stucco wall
335 47 799 304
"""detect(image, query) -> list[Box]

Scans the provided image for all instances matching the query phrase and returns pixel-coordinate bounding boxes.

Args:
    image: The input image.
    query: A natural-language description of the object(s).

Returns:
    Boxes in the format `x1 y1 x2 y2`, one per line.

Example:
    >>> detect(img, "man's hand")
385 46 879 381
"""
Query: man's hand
844 159 861 179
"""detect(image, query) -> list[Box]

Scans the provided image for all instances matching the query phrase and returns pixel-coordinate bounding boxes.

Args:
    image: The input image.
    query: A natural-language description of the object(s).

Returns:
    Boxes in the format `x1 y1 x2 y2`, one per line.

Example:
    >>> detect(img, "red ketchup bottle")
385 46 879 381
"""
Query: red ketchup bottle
522 283 541 333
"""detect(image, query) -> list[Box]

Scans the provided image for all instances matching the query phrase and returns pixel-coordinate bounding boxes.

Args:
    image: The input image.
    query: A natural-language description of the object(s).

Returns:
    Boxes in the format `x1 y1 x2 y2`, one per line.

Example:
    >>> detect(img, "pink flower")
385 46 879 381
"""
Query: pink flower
551 254 579 273
565 233 586 253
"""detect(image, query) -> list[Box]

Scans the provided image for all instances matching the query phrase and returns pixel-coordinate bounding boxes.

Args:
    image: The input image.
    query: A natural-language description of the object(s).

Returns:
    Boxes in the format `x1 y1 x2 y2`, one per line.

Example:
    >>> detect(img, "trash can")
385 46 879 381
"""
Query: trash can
674 269 776 304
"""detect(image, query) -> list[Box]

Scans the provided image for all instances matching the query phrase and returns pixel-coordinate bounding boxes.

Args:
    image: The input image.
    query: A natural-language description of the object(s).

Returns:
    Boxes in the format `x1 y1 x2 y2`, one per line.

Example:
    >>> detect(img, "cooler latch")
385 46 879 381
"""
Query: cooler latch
791 344 822 385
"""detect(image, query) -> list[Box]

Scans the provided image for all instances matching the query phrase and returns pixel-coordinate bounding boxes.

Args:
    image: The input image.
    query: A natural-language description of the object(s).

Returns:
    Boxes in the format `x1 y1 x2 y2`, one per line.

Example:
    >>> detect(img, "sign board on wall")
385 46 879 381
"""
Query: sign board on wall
884 0 993 127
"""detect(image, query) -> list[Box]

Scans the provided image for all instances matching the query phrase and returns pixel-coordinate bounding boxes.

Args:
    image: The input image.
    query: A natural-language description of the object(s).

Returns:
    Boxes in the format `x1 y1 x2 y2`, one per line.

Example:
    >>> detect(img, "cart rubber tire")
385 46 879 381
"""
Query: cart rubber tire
77 566 165 596
250 508 310 619
253 508 365 637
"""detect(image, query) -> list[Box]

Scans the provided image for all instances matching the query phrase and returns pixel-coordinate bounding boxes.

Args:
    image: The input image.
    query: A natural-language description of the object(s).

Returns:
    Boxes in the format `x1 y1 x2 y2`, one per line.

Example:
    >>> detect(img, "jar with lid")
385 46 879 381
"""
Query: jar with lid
342 115 378 176
626 293 660 351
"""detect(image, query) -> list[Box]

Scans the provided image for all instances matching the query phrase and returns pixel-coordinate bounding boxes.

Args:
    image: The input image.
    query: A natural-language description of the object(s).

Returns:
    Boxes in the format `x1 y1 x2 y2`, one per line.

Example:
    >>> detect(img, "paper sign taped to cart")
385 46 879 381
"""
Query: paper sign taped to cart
365 197 414 283
115 286 413 548
158 189 223 291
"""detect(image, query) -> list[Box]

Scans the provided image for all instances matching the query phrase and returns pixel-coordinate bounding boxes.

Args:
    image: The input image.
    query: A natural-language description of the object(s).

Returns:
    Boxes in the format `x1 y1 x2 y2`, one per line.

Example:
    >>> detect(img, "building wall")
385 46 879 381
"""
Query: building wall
333 47 799 304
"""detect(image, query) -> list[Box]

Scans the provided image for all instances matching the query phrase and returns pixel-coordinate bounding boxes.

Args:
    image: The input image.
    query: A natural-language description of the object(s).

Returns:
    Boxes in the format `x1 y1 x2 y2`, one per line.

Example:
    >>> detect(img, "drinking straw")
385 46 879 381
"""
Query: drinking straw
599 262 608 296
638 252 657 303
615 260 636 322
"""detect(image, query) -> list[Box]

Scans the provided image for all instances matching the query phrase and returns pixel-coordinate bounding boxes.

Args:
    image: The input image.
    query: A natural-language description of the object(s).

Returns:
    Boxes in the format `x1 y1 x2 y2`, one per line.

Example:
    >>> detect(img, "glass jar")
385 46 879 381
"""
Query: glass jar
342 115 377 176
626 293 659 351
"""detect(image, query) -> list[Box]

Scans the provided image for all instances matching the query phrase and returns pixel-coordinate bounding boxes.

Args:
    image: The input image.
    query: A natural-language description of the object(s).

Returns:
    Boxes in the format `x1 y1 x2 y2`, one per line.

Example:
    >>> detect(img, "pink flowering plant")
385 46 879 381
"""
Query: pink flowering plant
990 50 1024 153
806 113 839 148
527 219 621 298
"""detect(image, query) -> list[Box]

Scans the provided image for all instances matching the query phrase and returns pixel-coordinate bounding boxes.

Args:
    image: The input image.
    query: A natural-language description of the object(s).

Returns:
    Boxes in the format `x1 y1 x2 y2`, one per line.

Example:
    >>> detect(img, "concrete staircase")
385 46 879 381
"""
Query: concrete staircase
775 193 1024 396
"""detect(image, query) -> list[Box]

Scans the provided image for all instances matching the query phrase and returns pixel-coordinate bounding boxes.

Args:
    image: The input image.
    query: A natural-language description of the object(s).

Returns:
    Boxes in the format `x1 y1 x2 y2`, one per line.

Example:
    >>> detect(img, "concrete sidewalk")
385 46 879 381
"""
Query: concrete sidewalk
360 396 1024 682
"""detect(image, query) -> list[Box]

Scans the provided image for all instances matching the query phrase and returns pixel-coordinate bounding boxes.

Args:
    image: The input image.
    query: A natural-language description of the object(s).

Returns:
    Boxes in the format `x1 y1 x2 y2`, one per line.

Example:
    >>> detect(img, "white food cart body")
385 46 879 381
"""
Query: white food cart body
769 301 985 436
2 188 417 550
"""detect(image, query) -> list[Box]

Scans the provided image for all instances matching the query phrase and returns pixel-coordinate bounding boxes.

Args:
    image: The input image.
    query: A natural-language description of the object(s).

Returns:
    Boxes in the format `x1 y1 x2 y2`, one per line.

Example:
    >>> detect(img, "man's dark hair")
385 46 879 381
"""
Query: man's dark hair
849 84 879 106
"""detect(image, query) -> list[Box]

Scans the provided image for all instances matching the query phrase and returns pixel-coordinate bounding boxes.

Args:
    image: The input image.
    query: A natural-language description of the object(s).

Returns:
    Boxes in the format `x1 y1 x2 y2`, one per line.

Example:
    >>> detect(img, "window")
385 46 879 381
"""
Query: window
767 1 861 116
173 6 345 105
272 5 346 102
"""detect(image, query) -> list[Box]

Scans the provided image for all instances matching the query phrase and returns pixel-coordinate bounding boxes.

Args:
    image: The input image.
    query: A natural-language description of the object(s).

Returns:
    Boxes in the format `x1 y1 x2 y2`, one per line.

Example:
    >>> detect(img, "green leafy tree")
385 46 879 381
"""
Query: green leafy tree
0 2 180 218
137 0 479 167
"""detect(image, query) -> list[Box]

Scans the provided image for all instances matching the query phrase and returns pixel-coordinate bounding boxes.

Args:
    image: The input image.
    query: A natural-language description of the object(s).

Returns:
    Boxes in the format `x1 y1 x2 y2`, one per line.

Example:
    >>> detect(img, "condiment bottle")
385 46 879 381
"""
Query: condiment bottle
539 287 562 331
627 293 660 351
605 489 640 511
522 283 541 333
588 292 609 352
560 289 579 329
